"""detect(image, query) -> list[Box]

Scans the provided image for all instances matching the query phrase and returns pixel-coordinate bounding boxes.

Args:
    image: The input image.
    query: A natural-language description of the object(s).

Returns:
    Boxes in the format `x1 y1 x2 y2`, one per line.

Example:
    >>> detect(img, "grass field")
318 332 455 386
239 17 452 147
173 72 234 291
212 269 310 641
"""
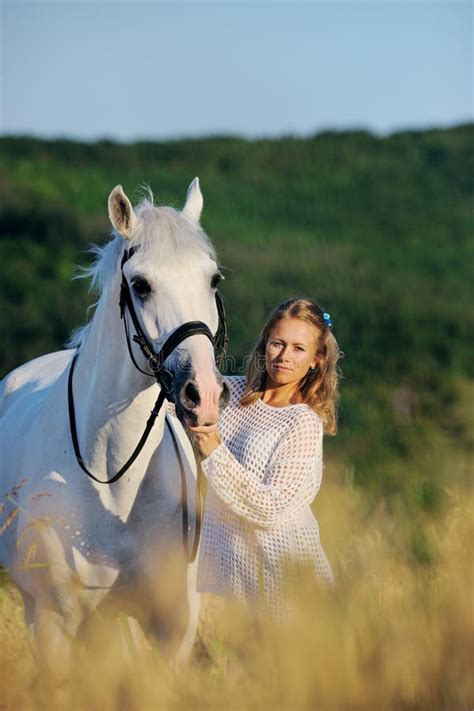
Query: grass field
1 437 472 710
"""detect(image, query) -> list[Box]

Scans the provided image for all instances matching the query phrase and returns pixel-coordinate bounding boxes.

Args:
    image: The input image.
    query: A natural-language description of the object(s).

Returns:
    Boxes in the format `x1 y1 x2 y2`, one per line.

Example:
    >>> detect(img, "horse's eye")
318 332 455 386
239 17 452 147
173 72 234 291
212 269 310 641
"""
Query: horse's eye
131 277 151 299
211 272 222 289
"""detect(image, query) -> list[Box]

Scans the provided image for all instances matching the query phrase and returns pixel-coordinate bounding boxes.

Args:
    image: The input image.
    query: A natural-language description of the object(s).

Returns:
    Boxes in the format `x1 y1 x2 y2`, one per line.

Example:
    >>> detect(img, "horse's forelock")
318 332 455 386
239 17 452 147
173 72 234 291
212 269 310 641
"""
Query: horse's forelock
67 198 216 350
134 201 216 264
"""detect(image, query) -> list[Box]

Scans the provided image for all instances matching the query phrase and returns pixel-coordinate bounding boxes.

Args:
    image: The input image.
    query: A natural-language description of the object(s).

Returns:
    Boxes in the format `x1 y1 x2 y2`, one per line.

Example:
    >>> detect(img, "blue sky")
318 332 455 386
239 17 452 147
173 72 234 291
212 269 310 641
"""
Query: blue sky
1 1 472 141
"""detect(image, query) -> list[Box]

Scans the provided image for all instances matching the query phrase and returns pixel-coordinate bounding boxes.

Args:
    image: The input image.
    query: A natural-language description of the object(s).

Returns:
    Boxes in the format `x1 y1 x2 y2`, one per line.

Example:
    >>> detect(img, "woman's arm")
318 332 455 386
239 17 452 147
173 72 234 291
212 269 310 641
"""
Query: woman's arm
200 412 323 529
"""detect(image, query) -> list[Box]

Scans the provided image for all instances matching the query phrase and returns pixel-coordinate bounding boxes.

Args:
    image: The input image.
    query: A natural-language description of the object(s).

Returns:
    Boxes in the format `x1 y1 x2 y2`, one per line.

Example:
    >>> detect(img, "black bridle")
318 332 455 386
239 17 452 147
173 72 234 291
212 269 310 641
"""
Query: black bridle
117 246 228 396
67 245 228 562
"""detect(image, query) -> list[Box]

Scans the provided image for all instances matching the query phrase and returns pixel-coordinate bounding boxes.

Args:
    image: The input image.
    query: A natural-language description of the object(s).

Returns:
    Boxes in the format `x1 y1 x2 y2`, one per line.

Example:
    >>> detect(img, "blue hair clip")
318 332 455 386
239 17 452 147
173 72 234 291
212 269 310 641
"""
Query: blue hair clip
322 312 332 328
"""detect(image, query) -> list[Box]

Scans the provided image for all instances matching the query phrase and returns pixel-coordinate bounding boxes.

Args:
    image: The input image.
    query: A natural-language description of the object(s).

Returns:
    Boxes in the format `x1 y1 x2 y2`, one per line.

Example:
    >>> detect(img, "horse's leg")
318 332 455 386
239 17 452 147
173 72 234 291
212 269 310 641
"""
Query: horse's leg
33 594 82 684
19 587 35 633
18 588 37 658
121 616 151 660
26 527 84 681
145 566 200 667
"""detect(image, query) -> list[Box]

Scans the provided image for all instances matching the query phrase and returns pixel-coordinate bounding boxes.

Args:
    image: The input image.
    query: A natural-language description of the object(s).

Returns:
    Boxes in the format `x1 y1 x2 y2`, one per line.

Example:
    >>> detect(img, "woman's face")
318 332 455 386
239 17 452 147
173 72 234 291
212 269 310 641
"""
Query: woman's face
265 317 319 389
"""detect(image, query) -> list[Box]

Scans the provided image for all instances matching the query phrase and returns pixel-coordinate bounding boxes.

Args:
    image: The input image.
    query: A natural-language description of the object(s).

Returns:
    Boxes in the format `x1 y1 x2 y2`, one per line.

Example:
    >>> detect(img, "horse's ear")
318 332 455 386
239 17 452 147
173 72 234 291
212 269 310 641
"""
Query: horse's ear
108 185 138 240
183 177 203 223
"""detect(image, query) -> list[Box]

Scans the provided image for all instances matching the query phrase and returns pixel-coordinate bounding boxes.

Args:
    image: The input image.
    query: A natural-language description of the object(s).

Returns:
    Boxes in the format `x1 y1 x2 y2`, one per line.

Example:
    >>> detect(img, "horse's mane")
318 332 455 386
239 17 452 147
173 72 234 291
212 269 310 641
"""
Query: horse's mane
68 192 216 350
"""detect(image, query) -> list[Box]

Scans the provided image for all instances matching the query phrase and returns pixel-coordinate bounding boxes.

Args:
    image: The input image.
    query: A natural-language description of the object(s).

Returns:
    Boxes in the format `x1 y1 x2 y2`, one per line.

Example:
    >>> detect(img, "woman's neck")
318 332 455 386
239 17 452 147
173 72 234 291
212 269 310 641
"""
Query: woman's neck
261 381 303 407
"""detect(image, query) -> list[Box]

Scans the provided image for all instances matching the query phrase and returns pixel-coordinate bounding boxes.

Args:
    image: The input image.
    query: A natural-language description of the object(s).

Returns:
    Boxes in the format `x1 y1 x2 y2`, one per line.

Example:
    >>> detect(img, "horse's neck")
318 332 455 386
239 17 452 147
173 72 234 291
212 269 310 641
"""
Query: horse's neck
75 289 152 403
72 284 165 512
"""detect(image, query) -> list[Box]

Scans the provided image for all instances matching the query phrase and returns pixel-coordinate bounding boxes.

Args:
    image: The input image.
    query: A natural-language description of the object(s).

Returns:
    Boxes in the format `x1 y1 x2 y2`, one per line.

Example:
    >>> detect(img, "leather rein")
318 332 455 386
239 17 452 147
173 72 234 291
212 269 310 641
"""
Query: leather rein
67 245 228 562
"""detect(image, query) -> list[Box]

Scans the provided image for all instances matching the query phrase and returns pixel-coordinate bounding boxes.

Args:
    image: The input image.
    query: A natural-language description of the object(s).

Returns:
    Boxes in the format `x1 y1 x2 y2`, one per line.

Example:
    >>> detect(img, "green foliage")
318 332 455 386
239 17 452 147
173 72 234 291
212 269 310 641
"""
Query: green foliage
0 126 472 504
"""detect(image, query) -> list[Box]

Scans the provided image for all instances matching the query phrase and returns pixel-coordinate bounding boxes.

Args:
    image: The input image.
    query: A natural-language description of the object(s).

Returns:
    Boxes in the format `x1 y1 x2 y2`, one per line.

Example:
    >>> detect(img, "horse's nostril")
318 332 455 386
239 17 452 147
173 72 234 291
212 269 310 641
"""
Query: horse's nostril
182 381 201 408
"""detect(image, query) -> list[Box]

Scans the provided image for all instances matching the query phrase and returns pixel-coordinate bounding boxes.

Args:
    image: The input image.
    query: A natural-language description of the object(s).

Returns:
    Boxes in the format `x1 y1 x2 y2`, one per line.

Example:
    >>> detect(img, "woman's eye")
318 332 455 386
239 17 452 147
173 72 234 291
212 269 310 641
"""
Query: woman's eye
132 277 151 299
211 272 222 289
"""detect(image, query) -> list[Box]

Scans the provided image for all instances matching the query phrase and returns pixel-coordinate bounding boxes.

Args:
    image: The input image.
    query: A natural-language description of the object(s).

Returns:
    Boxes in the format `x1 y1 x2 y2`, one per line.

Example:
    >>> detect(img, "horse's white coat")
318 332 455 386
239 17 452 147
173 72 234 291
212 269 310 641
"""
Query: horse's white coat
0 181 223 672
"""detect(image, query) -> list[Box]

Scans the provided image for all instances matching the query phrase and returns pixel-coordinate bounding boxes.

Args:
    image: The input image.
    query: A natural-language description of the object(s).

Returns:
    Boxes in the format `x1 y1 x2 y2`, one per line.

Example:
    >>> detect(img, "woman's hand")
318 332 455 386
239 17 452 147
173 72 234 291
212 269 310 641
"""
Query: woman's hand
187 423 222 459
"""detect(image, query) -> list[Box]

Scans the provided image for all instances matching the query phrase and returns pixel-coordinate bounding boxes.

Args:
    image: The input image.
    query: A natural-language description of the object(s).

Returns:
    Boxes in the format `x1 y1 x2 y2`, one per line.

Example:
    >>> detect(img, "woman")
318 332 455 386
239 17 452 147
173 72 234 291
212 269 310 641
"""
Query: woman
189 297 341 618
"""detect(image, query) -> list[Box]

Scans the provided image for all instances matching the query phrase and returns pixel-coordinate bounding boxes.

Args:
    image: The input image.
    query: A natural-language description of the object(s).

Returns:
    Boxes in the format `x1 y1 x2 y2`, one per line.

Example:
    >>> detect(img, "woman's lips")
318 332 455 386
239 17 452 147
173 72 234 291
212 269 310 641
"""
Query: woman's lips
273 365 292 372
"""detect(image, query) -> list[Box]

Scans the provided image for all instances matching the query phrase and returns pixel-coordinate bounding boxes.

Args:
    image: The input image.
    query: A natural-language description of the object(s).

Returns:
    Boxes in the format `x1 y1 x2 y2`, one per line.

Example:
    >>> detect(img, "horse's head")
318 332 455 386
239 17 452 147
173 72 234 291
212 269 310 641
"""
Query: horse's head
108 179 230 427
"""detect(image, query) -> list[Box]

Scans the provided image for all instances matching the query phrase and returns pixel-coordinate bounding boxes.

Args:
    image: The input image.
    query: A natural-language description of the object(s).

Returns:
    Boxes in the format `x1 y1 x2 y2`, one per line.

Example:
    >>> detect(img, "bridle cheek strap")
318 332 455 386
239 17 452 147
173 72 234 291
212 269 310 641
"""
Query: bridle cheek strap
119 275 216 401
119 246 227 395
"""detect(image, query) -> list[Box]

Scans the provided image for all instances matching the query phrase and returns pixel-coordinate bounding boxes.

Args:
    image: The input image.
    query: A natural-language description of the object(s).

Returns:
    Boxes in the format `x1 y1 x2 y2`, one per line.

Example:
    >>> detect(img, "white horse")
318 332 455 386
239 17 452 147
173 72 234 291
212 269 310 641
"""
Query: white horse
0 178 229 673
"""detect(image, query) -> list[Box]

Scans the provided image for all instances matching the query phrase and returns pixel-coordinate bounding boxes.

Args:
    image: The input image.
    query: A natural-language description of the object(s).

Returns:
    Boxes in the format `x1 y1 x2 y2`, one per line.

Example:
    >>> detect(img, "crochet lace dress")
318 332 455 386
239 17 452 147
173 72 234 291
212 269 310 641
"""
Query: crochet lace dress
197 376 334 617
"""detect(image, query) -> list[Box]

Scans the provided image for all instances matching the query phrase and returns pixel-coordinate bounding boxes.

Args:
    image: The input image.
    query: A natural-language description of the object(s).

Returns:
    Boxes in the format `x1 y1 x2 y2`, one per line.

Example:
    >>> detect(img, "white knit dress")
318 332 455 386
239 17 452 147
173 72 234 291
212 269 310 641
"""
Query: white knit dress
197 376 334 617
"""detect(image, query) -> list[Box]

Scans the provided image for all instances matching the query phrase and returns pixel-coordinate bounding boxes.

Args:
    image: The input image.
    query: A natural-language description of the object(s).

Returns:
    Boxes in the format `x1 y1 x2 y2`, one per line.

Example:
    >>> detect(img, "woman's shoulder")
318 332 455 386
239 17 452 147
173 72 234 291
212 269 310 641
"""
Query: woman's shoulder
287 404 324 437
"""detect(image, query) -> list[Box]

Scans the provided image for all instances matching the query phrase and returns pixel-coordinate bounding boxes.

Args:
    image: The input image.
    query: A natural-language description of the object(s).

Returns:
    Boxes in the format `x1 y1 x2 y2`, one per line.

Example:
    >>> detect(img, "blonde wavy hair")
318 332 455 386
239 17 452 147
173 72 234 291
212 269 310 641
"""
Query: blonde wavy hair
240 297 342 435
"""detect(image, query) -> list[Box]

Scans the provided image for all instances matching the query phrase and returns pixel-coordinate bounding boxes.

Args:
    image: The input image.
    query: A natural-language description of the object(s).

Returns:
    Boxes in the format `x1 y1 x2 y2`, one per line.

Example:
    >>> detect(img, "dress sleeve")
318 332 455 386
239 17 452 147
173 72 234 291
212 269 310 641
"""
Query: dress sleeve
201 411 323 529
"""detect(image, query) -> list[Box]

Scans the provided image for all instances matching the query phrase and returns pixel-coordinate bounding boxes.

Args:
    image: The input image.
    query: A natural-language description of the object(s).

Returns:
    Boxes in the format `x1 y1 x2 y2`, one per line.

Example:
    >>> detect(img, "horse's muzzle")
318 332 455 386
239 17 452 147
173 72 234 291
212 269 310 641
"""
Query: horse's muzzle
175 368 230 427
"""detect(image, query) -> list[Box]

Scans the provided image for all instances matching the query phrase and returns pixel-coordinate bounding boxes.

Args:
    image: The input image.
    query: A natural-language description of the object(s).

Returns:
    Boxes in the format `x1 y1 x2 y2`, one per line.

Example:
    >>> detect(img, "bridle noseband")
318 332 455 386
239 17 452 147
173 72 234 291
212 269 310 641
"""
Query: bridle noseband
67 244 228 562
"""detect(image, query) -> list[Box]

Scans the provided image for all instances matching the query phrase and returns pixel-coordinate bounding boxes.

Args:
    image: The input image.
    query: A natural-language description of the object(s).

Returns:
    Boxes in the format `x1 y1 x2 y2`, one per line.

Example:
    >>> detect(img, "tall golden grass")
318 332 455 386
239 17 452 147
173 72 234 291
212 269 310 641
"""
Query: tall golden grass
1 463 472 711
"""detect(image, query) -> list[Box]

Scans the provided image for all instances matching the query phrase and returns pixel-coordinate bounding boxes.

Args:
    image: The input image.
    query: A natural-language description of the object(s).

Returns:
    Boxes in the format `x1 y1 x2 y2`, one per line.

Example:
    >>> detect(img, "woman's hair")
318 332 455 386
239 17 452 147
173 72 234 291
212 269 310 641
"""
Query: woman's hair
240 297 342 435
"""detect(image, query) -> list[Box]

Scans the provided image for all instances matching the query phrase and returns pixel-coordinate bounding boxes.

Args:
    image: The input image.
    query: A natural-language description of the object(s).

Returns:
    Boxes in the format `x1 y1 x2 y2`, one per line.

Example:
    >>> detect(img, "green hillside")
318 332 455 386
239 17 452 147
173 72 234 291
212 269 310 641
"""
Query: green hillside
0 126 472 520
